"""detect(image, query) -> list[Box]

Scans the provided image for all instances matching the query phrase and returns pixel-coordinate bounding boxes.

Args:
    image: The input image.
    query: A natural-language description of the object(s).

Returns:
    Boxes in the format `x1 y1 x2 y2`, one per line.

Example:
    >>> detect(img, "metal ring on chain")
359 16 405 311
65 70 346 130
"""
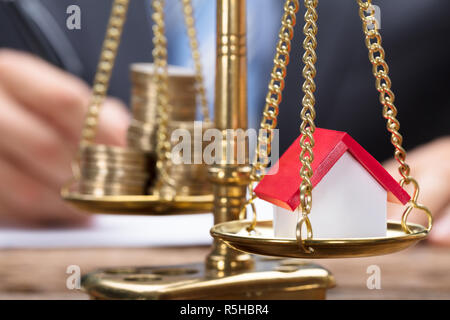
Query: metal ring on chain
296 213 314 253
245 199 258 234
400 178 433 233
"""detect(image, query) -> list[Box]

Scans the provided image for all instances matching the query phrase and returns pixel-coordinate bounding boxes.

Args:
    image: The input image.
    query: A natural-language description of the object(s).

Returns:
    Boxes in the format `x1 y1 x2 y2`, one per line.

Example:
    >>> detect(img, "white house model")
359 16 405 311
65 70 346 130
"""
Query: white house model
254 128 411 239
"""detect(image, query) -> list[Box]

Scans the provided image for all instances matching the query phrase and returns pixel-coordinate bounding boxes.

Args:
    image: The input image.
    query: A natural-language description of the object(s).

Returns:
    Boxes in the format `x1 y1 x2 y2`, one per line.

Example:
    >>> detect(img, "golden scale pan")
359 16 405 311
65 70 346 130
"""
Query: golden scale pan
211 220 428 259
62 188 213 215
62 0 431 262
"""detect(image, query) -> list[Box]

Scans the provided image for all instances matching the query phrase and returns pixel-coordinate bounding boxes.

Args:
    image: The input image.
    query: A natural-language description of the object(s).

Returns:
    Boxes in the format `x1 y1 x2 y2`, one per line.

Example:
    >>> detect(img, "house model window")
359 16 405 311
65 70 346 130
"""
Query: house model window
254 128 411 239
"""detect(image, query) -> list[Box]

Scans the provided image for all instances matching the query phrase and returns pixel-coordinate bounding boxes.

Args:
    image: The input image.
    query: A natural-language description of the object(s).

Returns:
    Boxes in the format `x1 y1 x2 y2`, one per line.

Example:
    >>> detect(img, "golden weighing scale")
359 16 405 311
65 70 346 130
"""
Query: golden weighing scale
61 0 432 300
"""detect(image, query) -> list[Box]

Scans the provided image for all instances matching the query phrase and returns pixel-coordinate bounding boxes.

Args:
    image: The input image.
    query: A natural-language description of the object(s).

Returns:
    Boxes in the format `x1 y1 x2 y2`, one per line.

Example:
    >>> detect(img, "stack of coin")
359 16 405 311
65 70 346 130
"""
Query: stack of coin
127 63 198 153
78 144 154 196
151 121 213 196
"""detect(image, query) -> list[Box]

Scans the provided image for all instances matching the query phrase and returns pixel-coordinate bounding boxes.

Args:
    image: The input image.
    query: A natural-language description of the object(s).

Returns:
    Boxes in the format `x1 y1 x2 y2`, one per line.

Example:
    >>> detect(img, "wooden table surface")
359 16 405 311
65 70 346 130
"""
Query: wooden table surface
1 244 449 300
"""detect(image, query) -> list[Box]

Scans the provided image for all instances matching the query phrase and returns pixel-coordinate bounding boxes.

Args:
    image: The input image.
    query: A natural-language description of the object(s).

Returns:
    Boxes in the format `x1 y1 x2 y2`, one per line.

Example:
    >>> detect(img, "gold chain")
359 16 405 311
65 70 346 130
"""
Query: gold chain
151 0 177 196
251 0 299 183
357 0 432 233
239 0 300 231
65 0 129 189
80 0 130 145
297 0 318 252
181 0 210 122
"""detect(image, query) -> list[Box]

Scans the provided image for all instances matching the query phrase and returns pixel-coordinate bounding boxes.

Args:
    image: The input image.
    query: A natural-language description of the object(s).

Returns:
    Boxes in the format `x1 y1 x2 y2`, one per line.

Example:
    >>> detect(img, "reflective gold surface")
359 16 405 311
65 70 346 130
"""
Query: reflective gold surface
211 220 428 259
81 258 335 300
149 121 213 197
127 63 198 153
62 184 213 215
77 143 154 196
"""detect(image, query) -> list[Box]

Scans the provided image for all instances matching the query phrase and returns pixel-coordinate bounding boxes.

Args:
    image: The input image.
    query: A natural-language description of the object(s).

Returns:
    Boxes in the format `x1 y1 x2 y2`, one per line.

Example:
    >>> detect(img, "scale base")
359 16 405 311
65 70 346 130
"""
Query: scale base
82 257 335 300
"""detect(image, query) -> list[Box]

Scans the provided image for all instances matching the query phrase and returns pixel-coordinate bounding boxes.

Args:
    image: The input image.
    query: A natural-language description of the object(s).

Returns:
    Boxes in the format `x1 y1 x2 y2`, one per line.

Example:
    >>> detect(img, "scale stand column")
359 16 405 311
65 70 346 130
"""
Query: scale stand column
206 0 253 273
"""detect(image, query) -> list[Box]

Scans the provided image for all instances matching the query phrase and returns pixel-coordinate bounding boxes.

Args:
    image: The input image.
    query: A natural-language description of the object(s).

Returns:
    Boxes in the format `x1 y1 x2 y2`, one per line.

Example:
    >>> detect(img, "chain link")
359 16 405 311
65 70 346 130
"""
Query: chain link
80 0 130 145
181 0 210 122
357 0 432 233
239 0 300 229
297 0 318 253
151 0 177 197
240 0 319 252
67 0 130 188
251 0 299 182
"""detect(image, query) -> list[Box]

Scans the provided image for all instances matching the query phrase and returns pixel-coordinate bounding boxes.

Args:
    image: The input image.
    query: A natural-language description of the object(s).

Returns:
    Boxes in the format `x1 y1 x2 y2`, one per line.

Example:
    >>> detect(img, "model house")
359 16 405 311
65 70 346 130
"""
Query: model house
254 128 411 239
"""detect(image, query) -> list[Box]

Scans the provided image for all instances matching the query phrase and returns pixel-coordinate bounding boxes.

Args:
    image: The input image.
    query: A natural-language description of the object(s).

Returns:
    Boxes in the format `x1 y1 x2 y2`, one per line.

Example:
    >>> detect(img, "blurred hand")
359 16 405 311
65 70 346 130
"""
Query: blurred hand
385 136 450 246
0 49 130 227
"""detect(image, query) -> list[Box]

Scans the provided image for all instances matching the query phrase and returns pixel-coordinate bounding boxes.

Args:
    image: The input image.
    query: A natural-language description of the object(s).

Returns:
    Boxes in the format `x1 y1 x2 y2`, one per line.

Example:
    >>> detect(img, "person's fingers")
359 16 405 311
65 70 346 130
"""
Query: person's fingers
386 201 404 221
0 154 90 226
0 88 74 190
408 138 450 217
389 173 450 227
387 201 432 228
384 137 450 225
95 97 130 147
0 49 90 144
0 49 131 148
428 204 450 246
0 50 130 227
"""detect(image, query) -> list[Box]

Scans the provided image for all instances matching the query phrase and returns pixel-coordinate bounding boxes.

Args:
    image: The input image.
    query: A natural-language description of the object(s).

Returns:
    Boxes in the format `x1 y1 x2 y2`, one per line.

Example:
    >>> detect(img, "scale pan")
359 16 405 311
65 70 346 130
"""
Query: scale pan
211 220 428 259
62 185 213 215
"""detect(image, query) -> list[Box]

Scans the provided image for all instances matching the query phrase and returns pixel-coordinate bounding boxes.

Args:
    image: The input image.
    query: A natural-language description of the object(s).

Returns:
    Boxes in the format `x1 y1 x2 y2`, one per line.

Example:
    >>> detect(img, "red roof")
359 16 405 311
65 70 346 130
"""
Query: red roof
254 128 411 211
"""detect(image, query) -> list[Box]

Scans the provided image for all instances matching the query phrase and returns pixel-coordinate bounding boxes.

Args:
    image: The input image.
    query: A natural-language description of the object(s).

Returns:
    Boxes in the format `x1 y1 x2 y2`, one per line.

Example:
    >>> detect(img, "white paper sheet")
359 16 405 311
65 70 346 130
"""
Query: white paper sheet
0 199 273 249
